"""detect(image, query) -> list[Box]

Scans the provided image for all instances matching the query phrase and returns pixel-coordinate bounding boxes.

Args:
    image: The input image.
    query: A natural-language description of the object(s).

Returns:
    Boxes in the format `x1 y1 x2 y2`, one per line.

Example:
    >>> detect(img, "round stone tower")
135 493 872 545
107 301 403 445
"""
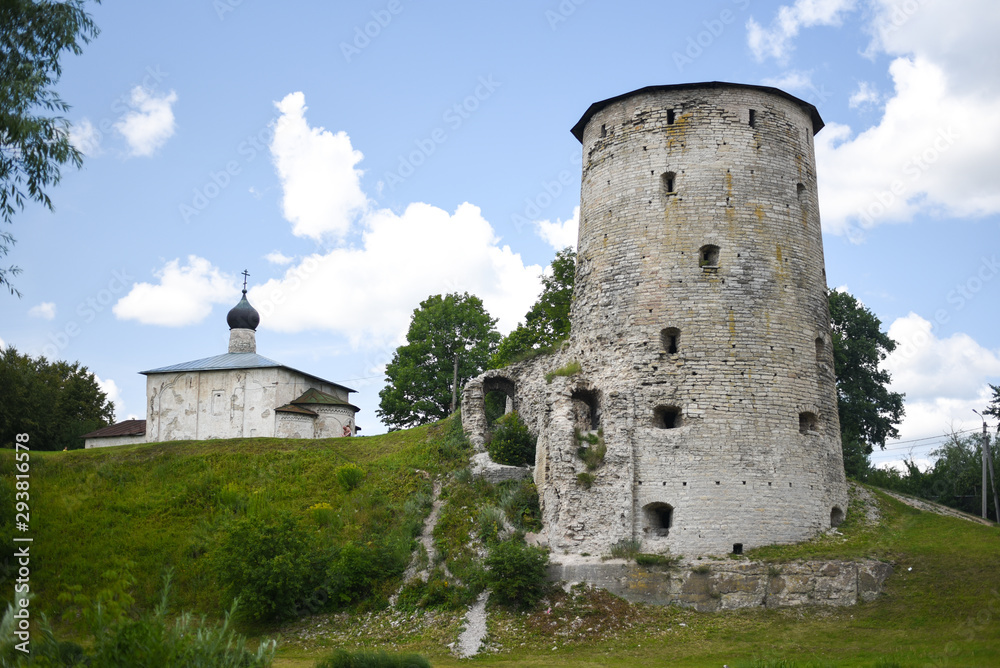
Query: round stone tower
568 82 847 555
462 82 848 559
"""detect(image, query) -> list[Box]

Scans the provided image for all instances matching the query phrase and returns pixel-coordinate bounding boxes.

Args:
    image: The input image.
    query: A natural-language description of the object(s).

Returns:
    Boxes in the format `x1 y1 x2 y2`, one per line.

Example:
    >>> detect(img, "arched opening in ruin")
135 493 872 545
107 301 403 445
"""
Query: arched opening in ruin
482 376 516 426
571 388 601 431
830 506 845 528
643 502 674 537
699 244 720 267
815 336 824 361
799 411 819 434
660 327 680 354
653 405 682 429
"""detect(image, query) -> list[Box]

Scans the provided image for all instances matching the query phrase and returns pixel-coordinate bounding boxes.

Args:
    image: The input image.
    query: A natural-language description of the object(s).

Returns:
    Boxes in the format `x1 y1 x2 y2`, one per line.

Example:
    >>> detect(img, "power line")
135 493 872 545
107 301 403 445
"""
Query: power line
880 427 980 450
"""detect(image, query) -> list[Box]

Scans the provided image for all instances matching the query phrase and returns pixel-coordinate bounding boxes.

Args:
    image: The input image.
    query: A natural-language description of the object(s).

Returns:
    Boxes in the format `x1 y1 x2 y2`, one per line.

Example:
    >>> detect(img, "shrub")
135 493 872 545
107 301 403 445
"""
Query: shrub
336 463 366 492
577 472 595 489
309 502 337 527
314 649 430 668
325 538 409 606
485 538 549 609
499 479 542 531
635 553 681 568
212 511 321 622
577 439 606 471
487 411 536 466
477 505 507 544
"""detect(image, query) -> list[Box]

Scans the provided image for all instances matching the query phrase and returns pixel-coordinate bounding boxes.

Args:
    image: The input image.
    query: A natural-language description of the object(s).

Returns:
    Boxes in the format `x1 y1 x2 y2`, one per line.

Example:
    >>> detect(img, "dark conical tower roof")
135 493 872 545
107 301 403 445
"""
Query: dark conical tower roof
226 289 260 330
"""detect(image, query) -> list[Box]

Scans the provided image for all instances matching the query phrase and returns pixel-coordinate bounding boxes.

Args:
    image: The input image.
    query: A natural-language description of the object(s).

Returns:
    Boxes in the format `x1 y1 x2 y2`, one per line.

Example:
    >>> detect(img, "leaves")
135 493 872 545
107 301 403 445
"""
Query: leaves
828 289 905 477
0 0 100 295
377 292 500 430
491 247 575 368
0 346 115 449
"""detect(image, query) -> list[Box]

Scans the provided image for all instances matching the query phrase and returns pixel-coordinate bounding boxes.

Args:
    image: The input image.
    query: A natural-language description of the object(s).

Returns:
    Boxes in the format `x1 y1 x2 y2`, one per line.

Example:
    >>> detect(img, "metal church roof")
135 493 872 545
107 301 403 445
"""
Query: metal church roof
140 352 357 394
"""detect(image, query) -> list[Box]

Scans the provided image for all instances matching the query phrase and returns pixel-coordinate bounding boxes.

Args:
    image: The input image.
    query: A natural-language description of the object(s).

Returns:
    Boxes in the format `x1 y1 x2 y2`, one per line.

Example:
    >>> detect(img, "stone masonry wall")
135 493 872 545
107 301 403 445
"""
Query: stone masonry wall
463 83 848 561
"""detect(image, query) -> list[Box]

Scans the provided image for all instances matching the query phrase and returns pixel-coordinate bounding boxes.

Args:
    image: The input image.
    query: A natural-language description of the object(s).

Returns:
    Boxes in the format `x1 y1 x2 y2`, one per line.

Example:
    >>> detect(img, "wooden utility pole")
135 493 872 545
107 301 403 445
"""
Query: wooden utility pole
986 426 1000 522
973 409 999 521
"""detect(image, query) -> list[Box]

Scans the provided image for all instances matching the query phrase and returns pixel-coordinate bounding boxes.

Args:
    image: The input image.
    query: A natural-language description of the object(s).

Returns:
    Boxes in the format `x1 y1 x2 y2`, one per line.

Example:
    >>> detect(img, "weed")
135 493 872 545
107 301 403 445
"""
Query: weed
314 648 431 668
606 538 641 560
577 472 595 489
544 360 582 383
635 553 681 568
336 463 366 492
691 564 712 575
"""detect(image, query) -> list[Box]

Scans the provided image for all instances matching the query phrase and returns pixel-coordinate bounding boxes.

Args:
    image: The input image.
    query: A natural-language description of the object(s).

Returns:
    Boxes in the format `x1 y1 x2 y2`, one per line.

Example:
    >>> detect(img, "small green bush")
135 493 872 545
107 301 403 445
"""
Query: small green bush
576 472 595 489
314 649 430 668
336 463 366 491
477 505 507 544
485 538 549 609
499 479 542 531
487 411 536 466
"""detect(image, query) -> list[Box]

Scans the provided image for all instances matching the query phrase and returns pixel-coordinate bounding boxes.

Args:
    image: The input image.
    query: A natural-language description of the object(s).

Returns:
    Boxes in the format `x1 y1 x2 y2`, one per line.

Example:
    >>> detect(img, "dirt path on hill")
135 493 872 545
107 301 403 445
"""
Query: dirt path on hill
879 489 995 526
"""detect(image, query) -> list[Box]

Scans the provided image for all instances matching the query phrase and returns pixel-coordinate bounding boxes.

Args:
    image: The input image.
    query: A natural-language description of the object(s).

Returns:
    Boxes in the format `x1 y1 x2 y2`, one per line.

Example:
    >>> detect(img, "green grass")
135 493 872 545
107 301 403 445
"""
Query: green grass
4 419 1000 667
0 418 462 632
544 361 582 383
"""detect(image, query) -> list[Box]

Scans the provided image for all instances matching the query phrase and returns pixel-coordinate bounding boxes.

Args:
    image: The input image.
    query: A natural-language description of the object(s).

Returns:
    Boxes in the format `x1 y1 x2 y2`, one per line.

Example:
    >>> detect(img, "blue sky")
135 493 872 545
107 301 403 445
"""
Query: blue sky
3 0 999 469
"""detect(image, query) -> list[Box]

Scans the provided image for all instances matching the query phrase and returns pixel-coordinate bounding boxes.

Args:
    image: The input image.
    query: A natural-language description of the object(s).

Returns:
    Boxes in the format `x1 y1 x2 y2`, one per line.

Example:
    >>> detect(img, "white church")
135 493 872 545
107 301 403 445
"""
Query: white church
84 279 360 448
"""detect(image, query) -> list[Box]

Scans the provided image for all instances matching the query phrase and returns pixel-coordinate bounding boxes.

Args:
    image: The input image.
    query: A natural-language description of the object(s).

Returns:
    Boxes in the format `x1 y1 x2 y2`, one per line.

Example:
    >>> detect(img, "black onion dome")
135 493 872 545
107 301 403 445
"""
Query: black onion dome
226 290 260 330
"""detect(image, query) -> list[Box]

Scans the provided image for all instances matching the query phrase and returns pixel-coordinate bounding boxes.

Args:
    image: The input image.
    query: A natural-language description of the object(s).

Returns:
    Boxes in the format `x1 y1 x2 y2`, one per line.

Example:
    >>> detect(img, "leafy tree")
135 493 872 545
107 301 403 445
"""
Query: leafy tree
984 383 1000 421
0 346 114 450
378 292 500 430
491 247 575 368
828 289 905 478
1 0 100 295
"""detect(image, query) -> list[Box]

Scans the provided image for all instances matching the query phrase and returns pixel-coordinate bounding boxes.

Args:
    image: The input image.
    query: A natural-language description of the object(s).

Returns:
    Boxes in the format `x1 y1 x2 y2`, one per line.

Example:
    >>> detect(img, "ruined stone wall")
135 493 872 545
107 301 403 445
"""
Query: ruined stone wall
463 83 848 560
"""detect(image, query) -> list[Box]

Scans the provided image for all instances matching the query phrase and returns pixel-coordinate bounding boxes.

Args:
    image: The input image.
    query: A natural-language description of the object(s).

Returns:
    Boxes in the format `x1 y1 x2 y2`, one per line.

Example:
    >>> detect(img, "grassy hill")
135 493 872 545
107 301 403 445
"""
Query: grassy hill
2 417 1000 667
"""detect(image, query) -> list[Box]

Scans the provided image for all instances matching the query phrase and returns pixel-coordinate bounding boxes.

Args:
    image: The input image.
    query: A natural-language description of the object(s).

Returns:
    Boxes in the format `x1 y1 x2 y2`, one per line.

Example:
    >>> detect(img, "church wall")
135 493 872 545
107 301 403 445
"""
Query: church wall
85 433 147 449
145 367 353 442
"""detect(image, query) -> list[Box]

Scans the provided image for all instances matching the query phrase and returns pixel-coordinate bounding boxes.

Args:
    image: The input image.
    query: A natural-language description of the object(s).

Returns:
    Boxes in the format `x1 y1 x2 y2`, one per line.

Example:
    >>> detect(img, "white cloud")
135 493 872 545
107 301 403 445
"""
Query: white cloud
264 251 295 265
250 201 542 346
883 313 1000 441
69 118 101 155
95 376 124 416
270 92 368 241
747 0 857 62
113 256 239 326
762 70 814 92
114 87 178 157
28 302 56 320
534 206 579 251
0 336 5 350
248 92 544 347
848 81 881 109
816 56 1000 237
